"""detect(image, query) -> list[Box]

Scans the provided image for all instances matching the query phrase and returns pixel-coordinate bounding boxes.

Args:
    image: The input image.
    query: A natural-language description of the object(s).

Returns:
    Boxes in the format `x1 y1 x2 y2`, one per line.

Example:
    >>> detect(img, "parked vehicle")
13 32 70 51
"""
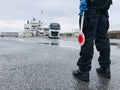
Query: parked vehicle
44 28 49 36
49 23 60 39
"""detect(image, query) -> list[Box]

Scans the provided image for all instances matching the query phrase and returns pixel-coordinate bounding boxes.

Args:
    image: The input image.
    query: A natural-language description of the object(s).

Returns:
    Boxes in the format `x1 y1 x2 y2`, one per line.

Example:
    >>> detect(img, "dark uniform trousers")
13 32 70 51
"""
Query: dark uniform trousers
77 7 111 72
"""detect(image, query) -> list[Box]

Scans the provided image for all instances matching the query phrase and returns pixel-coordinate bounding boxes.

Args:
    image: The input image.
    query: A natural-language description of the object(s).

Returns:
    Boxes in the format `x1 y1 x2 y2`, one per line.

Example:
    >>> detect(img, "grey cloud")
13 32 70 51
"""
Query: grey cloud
1 0 118 32
0 0 79 32
0 0 79 20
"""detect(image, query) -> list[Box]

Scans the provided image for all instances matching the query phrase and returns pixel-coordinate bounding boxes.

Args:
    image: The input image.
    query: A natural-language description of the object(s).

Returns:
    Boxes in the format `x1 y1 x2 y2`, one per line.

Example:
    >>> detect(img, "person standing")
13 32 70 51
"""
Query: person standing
73 0 112 82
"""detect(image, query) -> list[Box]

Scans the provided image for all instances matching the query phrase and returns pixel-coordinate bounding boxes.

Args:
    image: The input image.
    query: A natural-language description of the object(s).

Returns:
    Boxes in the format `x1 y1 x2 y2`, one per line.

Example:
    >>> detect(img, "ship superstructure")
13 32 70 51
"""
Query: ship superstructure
23 18 43 37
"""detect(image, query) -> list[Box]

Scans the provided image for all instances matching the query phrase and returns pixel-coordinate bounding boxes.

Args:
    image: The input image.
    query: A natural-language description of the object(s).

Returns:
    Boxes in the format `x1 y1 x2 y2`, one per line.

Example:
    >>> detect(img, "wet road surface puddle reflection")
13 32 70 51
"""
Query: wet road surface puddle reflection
37 42 59 46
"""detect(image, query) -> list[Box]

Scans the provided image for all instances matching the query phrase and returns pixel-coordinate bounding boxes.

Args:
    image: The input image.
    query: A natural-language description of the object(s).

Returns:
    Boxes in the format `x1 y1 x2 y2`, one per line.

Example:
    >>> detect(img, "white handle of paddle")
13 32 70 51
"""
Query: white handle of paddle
80 12 85 32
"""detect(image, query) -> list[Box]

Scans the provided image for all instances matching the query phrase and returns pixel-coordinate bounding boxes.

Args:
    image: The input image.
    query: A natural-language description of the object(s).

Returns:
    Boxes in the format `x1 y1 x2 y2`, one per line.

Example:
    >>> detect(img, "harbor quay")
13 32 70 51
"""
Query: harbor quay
0 37 120 90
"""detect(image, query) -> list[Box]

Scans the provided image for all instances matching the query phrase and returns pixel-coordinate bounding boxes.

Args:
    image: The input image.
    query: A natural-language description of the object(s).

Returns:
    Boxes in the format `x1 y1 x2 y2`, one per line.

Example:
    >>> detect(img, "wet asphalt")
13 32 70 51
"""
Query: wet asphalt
0 36 120 90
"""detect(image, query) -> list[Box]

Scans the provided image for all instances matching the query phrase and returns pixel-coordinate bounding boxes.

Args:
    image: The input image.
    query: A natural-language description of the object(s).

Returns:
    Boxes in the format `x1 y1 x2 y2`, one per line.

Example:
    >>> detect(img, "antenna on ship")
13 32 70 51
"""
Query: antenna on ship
27 20 29 24
33 17 36 21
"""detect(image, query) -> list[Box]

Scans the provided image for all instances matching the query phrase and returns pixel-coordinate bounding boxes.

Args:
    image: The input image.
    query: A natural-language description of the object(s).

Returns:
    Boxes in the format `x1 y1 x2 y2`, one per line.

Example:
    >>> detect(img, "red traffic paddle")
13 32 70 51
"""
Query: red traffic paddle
78 12 85 46
78 32 85 45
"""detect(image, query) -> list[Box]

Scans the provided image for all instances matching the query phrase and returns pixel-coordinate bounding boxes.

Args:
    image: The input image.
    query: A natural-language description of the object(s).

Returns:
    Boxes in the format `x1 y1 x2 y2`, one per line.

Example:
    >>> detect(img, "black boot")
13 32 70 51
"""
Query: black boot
73 69 89 82
96 67 111 79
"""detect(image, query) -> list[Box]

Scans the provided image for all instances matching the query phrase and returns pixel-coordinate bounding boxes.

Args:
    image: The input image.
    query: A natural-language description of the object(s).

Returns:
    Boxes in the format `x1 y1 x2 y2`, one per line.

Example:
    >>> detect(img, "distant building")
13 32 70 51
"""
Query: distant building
59 30 120 39
0 32 18 37
60 32 74 37
108 31 120 39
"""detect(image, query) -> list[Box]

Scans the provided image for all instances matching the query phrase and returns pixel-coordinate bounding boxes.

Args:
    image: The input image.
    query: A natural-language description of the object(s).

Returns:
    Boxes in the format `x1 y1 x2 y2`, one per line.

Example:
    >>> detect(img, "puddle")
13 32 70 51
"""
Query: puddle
37 42 59 46
51 42 59 45
37 40 80 50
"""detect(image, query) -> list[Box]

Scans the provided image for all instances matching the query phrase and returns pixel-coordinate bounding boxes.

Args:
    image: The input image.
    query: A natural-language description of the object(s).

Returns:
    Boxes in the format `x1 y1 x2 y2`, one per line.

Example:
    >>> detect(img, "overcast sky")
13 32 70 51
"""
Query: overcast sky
0 0 120 33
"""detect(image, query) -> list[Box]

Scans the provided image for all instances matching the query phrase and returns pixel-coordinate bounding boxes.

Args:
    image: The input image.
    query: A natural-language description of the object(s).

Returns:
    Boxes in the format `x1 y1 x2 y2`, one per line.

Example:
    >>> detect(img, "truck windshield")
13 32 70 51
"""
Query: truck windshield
50 23 60 30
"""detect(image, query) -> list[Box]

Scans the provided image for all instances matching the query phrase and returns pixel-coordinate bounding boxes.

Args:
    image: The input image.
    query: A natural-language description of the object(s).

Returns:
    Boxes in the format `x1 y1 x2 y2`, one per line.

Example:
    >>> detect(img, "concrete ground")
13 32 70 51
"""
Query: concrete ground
0 36 120 90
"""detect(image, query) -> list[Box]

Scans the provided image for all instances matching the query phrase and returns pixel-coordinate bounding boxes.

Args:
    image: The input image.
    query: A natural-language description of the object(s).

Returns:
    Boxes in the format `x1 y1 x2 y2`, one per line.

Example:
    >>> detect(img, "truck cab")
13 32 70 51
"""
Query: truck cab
49 23 60 39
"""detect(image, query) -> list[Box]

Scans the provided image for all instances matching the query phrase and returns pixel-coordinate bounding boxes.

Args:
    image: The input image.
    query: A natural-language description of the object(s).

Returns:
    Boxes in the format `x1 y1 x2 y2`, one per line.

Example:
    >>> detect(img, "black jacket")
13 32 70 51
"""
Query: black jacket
87 0 112 9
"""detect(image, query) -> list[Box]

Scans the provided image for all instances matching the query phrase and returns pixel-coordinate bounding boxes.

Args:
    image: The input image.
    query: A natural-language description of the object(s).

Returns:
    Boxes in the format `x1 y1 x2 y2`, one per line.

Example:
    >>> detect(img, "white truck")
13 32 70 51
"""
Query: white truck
48 23 60 39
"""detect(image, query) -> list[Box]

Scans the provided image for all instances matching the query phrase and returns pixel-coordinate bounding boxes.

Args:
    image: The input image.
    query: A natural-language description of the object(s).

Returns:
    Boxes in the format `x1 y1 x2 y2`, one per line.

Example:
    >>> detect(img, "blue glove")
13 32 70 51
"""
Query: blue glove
79 0 87 16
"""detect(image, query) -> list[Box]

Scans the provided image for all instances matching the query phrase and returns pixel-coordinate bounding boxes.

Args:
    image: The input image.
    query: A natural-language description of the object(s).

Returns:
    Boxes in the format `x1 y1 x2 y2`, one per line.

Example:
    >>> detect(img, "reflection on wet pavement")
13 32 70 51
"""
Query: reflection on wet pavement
0 37 120 90
37 42 59 46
